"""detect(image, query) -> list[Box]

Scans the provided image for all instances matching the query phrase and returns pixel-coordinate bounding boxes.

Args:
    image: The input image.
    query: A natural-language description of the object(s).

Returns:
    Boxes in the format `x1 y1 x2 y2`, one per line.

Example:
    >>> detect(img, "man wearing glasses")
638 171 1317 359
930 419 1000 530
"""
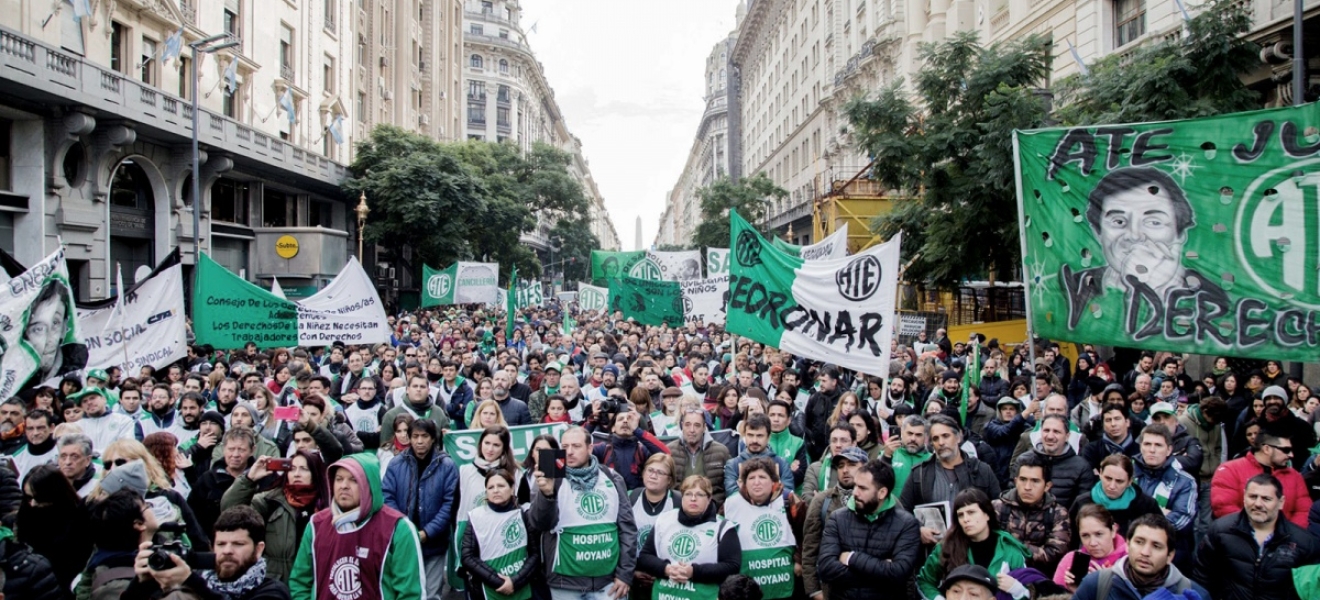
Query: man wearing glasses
1210 422 1313 528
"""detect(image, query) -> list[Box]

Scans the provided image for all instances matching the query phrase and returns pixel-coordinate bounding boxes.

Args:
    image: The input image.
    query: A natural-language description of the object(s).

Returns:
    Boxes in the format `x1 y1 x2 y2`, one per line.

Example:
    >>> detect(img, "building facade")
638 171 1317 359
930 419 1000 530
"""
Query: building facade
0 0 365 301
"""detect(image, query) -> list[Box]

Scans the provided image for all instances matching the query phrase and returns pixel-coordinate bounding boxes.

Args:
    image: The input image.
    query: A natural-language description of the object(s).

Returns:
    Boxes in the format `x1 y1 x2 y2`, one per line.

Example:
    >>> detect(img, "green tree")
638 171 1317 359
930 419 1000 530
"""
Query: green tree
343 126 487 271
692 174 787 249
1054 0 1260 125
551 215 600 283
847 32 1052 287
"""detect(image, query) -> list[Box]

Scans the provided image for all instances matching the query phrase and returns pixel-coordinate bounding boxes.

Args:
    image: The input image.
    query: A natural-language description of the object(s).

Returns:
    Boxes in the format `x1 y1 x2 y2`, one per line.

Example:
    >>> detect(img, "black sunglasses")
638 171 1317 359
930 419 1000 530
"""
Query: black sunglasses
1266 443 1294 455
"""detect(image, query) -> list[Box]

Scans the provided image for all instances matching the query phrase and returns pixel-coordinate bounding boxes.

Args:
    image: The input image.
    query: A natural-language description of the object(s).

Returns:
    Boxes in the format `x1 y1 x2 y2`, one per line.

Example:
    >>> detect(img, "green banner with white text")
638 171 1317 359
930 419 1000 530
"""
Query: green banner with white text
442 422 568 466
1014 102 1320 360
608 276 684 327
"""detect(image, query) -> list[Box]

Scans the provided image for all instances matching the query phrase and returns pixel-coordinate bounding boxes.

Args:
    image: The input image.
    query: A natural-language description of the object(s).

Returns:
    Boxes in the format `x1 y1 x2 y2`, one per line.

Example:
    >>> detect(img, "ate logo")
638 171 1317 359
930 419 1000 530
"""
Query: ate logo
752 515 783 546
1236 161 1320 309
577 490 608 520
328 556 363 600
836 255 882 301
736 230 763 268
668 531 700 562
629 258 663 281
427 274 452 299
502 519 526 550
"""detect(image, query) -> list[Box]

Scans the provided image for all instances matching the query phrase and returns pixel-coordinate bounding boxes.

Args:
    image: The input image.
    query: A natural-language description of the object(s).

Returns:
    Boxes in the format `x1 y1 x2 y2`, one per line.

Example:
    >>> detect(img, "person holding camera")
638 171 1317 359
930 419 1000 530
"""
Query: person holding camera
220 451 328 582
591 405 669 491
119 505 290 600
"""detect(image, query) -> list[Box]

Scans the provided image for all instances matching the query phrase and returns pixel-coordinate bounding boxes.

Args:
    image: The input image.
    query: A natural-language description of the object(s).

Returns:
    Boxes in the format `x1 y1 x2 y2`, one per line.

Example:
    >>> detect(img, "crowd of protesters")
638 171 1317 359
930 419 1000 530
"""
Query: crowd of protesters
0 300 1317 600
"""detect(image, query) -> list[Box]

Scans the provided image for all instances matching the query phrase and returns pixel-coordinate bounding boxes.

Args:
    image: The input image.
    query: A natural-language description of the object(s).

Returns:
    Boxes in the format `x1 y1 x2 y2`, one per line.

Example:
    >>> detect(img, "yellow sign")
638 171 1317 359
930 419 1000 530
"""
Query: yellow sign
275 235 299 259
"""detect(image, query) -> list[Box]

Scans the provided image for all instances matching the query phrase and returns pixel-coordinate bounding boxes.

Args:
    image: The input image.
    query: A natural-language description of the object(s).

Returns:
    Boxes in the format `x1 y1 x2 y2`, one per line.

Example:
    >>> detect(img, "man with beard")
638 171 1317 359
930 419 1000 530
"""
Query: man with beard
881 415 932 498
1192 474 1320 600
491 371 532 426
1072 514 1209 600
683 363 713 405
725 414 795 497
176 392 204 444
592 408 669 490
0 398 26 455
899 415 1000 544
805 369 844 461
586 364 618 403
70 387 137 453
141 385 189 441
1211 426 1312 527
1256 386 1317 460
556 374 587 422
802 446 868 600
877 376 915 424
11 409 56 478
527 361 562 423
214 378 240 418
817 459 923 600
121 505 290 600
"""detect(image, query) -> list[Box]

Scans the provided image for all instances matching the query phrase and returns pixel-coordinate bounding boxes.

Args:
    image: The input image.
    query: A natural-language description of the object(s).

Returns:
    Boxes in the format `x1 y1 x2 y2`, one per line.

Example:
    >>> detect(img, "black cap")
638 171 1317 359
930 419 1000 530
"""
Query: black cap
938 564 996 594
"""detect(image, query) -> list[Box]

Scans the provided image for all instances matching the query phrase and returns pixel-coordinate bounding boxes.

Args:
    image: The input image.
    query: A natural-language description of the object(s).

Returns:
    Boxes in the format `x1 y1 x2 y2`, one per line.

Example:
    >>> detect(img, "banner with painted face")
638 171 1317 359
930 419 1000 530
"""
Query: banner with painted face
422 262 501 306
590 250 663 283
647 250 703 281
727 211 900 376
706 248 731 276
1014 102 1320 361
0 247 83 399
578 284 610 312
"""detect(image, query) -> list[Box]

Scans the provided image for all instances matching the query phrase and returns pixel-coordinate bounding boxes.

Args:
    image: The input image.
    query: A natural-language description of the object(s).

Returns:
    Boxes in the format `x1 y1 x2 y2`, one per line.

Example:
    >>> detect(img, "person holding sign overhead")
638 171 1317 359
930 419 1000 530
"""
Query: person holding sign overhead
637 475 741 600
461 468 540 600
531 425 637 600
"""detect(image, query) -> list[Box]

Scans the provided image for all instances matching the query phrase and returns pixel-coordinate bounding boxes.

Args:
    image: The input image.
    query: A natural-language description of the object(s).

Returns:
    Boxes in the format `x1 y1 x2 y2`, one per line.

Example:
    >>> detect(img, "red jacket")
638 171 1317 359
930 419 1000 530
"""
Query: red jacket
1210 453 1312 528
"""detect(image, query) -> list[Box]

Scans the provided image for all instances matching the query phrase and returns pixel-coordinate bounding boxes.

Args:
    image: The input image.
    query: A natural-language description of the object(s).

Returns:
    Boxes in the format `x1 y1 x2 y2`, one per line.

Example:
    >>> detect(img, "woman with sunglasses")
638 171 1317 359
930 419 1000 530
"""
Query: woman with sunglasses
221 449 329 581
17 464 92 589
638 475 741 600
93 440 212 551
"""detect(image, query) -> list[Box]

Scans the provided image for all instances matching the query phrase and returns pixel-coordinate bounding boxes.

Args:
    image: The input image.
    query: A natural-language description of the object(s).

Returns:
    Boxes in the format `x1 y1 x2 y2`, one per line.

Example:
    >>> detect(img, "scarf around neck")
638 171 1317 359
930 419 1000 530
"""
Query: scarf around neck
284 483 318 510
565 454 601 492
201 557 268 600
1124 557 1170 597
1091 483 1135 510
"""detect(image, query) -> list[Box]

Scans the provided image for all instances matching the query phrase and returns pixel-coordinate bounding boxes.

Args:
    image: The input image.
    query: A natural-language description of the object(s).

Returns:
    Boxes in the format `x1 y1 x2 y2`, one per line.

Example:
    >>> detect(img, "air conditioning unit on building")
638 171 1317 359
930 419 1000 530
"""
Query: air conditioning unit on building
380 56 390 68
383 90 394 101
419 114 430 125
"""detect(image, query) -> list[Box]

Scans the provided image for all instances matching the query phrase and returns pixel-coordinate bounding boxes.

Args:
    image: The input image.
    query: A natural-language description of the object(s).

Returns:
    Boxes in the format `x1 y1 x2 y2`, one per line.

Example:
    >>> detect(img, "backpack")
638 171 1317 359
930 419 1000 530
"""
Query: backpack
89 566 137 600
1094 568 1192 600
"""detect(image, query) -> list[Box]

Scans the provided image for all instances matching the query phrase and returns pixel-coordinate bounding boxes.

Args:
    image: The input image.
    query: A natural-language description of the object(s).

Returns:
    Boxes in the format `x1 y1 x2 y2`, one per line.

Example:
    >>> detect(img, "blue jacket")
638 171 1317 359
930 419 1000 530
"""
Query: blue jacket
1132 456 1198 532
982 415 1029 486
440 378 475 427
1072 557 1209 600
382 449 458 557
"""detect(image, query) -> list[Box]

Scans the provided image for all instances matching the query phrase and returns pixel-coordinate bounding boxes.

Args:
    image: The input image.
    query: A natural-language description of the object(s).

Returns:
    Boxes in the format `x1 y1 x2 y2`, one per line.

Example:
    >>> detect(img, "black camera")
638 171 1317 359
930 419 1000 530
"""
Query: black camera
598 397 628 422
148 522 190 571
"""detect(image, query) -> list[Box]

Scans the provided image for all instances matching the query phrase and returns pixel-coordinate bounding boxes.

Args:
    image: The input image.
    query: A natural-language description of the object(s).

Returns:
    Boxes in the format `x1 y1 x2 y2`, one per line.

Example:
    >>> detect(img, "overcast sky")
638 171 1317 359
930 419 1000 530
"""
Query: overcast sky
519 1 742 251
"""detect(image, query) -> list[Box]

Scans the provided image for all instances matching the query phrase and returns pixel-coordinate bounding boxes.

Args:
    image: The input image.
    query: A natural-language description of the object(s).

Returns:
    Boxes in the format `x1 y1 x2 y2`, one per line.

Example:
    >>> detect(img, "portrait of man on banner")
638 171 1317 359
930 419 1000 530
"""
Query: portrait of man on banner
22 278 87 385
1061 166 1228 329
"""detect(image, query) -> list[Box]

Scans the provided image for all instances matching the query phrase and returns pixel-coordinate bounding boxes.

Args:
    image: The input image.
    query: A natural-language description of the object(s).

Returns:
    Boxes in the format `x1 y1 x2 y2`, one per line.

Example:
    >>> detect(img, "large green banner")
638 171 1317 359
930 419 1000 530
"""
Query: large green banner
608 275 684 327
590 250 660 283
193 253 299 348
1014 103 1320 360
422 262 499 306
443 422 568 466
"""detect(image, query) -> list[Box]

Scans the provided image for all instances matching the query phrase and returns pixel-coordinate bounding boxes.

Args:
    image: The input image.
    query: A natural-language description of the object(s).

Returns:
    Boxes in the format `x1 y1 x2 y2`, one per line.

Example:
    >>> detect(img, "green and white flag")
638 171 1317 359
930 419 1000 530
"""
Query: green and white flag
1014 102 1320 361
514 279 544 309
706 247 731 276
590 250 662 283
192 253 388 348
0 247 81 400
770 223 849 260
608 275 684 327
444 422 568 466
578 283 610 311
422 262 500 306
647 250 703 281
727 211 900 375
681 275 730 325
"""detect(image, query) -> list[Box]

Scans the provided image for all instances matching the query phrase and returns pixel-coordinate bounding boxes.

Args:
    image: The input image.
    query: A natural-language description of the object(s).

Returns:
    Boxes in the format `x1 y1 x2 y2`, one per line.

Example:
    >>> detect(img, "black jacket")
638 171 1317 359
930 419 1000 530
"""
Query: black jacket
816 502 923 600
187 465 240 540
1069 485 1164 546
120 573 292 600
1191 511 1320 600
1017 446 1096 508
804 387 843 461
0 536 64 600
0 461 19 519
460 502 540 599
899 451 1001 511
16 501 93 590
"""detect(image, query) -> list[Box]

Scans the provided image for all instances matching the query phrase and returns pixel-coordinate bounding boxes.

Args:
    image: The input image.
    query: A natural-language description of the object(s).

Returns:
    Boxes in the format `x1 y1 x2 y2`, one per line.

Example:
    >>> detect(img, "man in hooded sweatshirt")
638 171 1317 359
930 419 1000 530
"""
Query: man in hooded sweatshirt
289 453 424 600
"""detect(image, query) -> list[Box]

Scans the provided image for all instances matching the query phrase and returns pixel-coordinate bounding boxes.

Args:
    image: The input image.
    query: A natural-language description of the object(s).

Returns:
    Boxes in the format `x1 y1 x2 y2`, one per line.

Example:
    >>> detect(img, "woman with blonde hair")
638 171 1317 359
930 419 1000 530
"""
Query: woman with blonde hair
95 439 212 550
469 398 509 431
827 391 862 428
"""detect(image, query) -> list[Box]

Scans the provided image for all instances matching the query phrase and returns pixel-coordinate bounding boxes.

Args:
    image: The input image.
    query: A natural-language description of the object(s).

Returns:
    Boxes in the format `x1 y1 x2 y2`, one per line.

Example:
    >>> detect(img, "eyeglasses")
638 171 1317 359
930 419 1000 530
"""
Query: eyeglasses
644 468 671 478
1266 443 1294 455
106 458 129 469
682 491 709 499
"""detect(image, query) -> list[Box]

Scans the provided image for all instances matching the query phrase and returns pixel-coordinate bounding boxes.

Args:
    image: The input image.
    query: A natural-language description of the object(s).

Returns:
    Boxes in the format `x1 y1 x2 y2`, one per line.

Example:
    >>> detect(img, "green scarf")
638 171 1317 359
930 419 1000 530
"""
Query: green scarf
847 491 896 522
1090 483 1135 510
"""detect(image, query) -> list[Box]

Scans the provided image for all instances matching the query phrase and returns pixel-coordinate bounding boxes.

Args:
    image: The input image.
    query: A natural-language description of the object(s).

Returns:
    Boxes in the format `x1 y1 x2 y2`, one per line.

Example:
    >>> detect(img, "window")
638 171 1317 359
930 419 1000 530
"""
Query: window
357 35 366 66
470 54 483 68
497 84 509 102
262 189 296 227
212 178 250 225
0 119 9 191
223 0 241 42
481 1 493 14
324 0 336 30
309 200 333 228
498 29 508 39
499 59 508 73
467 103 485 124
471 24 483 35
280 24 295 80
177 56 191 98
468 81 484 98
223 80 239 118
110 22 127 74
357 91 366 122
1115 0 1146 46
323 55 335 93
140 37 157 85
504 7 511 20
496 107 510 127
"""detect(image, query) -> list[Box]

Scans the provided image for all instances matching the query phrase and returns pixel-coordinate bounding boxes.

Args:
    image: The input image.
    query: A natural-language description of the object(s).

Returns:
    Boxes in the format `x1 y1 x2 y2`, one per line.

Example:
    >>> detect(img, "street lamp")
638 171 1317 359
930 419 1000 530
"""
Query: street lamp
190 33 239 263
355 191 370 259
